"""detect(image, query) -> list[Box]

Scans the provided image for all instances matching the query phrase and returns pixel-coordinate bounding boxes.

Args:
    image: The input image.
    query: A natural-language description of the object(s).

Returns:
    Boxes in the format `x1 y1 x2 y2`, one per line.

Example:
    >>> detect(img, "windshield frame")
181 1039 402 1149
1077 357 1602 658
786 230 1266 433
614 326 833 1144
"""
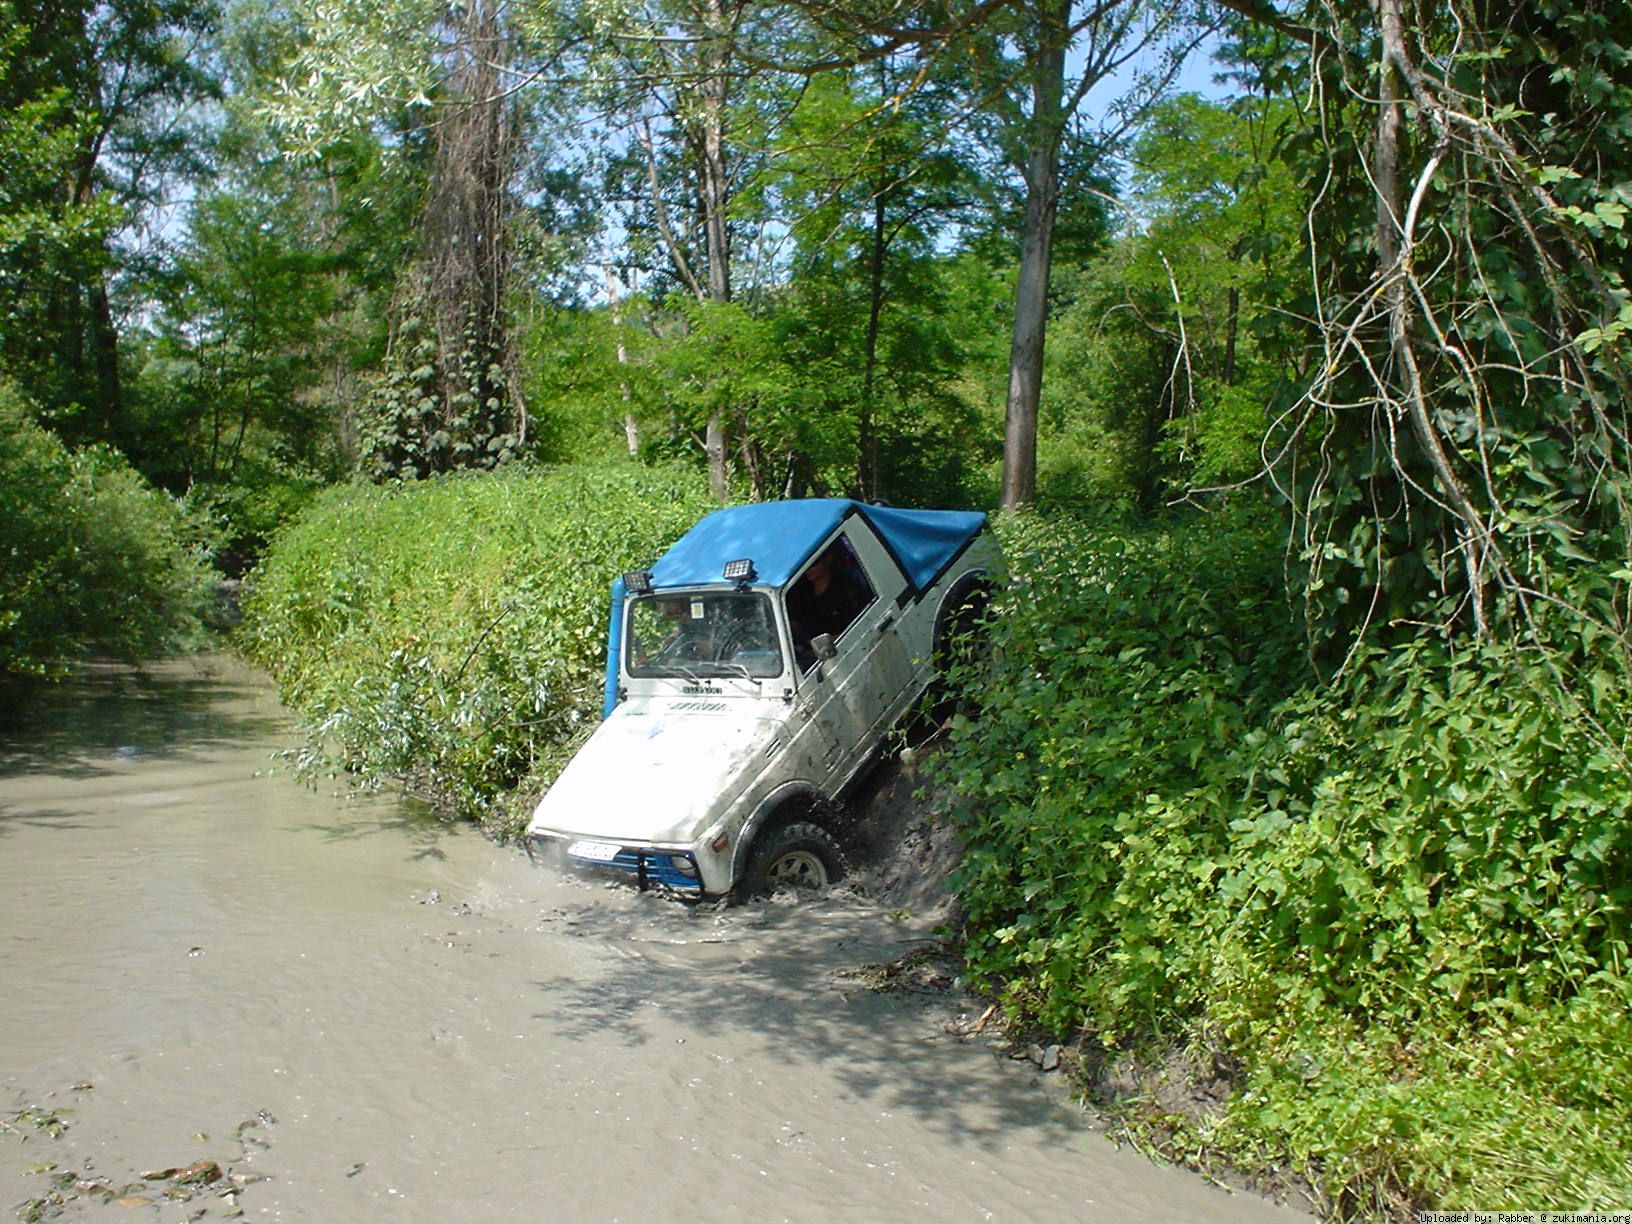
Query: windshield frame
623 589 786 682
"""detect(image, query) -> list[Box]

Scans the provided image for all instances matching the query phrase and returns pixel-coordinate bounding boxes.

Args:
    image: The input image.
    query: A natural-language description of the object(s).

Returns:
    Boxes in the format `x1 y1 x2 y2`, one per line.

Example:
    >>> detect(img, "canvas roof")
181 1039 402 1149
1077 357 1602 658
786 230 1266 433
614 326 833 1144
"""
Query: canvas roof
645 499 986 593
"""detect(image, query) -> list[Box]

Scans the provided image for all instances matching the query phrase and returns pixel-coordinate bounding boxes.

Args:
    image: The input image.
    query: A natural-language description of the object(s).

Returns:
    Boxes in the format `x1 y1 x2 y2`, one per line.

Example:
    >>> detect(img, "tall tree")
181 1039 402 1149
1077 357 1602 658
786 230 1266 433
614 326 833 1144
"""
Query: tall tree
359 0 529 479
0 0 218 440
771 53 981 500
120 0 427 566
966 0 1201 507
1039 90 1302 505
1229 0 1632 649
573 0 761 498
765 0 1204 506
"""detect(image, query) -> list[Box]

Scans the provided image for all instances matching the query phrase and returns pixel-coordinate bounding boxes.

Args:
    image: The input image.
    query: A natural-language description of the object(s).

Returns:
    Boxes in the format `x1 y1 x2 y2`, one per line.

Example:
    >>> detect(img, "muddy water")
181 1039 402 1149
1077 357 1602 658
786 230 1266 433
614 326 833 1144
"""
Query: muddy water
0 657 1312 1224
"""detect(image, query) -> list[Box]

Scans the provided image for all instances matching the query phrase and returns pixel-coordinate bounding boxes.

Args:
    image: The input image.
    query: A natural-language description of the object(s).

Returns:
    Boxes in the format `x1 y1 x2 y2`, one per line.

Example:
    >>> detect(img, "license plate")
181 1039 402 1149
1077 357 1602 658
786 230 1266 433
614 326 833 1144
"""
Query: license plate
568 839 623 863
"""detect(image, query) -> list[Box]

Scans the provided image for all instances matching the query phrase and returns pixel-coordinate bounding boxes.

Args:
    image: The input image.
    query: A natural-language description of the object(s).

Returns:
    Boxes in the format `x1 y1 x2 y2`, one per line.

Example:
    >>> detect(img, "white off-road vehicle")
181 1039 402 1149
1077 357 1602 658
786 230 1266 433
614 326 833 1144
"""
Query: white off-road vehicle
527 498 996 898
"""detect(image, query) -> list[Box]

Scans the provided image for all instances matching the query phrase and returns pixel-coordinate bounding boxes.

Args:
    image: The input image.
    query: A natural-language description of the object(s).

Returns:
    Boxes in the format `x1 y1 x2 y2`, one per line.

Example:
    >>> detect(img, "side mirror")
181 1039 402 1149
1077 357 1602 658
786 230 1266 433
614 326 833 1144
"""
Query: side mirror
811 633 837 661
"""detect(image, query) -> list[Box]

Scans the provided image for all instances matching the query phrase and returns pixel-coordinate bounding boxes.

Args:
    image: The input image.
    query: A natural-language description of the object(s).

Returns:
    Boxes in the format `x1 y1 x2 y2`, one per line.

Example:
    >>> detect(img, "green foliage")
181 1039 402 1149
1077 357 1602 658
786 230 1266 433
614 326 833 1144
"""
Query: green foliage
521 304 653 465
519 276 990 508
1039 92 1303 508
0 382 213 675
255 0 441 157
127 173 366 567
1210 978 1632 1214
238 463 714 825
941 504 1306 1033
937 506 1632 1212
0 0 220 437
1269 0 1632 653
759 57 990 503
359 273 524 482
0 3 119 425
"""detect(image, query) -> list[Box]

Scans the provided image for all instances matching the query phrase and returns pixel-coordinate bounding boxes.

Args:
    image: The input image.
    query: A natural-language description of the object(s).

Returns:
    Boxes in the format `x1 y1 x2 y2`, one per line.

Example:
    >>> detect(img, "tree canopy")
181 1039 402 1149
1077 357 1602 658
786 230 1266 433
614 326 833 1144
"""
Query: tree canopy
0 0 1626 650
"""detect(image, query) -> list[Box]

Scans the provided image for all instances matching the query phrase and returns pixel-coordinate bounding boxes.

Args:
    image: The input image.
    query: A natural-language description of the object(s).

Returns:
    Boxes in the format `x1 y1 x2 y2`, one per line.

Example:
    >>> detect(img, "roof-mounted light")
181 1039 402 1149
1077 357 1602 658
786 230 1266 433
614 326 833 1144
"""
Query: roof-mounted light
623 570 653 595
722 558 756 585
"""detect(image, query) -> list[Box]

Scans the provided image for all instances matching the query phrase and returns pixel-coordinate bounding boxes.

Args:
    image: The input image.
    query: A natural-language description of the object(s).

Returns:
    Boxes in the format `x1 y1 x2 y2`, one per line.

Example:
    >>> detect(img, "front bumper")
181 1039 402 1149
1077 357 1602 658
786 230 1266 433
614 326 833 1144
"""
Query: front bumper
534 833 706 894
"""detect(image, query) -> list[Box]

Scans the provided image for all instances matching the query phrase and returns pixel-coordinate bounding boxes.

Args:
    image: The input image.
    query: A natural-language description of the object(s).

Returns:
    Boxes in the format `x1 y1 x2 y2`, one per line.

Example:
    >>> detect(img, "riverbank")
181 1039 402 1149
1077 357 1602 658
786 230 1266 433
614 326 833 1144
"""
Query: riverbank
837 749 1326 1214
236 476 1632 1218
0 656 1313 1224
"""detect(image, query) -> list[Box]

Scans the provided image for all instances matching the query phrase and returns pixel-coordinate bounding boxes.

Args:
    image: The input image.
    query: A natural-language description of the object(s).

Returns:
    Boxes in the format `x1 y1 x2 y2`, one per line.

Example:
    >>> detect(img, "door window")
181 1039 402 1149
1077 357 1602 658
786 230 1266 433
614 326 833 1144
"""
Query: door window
785 534 876 672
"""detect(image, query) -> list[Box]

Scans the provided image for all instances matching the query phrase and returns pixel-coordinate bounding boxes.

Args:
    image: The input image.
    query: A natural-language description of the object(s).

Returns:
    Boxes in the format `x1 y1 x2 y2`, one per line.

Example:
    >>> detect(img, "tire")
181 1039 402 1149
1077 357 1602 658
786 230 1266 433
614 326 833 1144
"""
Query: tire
926 577 992 725
932 577 992 672
741 821 844 897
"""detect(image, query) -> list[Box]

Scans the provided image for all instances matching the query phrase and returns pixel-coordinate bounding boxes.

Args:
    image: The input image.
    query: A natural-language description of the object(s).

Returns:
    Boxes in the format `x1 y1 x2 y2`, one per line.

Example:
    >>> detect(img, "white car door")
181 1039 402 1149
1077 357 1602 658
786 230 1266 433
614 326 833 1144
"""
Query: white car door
787 524 911 790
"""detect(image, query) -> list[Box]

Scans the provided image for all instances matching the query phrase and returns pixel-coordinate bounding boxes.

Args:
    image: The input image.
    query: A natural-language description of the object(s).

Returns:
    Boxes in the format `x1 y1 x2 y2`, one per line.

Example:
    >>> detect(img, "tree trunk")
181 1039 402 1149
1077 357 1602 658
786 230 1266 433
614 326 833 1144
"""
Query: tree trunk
699 104 731 299
86 271 123 428
1374 0 1403 272
1374 0 1491 633
74 149 123 431
420 0 520 472
69 24 124 437
738 413 765 500
858 166 890 501
706 415 729 499
699 0 734 499
605 266 639 458
1000 19 1066 510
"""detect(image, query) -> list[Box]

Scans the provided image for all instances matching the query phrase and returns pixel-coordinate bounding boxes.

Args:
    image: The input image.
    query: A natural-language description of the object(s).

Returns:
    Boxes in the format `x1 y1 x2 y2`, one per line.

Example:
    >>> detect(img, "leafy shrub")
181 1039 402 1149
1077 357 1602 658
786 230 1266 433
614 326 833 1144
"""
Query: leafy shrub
942 505 1305 1029
0 382 213 676
239 463 714 827
937 504 1632 1213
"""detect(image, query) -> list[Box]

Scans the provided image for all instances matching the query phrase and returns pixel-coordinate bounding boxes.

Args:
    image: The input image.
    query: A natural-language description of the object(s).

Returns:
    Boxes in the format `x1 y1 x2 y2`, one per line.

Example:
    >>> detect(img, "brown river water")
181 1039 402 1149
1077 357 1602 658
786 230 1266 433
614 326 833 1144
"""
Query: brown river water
0 656 1315 1224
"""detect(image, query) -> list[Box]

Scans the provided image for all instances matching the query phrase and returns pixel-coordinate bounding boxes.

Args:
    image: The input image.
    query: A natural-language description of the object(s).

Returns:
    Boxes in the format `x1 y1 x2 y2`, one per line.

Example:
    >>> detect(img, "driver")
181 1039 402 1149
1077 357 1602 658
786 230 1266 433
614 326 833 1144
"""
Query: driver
787 542 870 670
647 597 709 664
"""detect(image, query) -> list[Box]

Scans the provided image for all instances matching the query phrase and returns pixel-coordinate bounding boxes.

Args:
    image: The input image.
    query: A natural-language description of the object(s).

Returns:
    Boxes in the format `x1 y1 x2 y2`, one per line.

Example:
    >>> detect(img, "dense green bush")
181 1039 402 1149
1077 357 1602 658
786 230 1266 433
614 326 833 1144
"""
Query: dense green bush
939 505 1632 1214
0 382 213 676
238 463 714 825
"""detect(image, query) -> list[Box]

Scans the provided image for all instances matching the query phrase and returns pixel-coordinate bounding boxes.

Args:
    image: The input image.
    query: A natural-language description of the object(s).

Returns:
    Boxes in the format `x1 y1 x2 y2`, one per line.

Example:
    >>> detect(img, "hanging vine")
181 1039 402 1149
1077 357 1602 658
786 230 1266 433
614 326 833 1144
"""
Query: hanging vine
362 0 526 480
1261 0 1631 666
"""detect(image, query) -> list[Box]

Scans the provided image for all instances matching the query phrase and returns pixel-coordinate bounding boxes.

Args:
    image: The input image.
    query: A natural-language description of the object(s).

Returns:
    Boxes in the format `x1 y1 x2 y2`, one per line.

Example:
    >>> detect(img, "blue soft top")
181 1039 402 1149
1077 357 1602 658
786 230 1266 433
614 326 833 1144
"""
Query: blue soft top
647 498 986 593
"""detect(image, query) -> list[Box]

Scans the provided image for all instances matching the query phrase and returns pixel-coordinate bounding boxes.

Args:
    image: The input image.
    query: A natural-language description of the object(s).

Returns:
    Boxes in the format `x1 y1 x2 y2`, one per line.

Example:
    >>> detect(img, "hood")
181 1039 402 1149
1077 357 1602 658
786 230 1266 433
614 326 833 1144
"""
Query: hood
528 703 779 845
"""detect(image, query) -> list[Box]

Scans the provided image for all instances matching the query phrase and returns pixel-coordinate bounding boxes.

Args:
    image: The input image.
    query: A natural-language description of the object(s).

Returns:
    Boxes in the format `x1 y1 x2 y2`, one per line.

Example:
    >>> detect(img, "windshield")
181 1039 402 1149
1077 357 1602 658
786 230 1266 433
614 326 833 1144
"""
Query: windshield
626 591 783 680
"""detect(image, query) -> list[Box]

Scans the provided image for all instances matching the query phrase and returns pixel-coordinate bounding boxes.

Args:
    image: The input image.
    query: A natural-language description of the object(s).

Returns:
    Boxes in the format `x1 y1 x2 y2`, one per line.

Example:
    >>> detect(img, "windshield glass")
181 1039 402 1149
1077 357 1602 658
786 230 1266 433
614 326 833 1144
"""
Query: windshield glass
626 591 783 680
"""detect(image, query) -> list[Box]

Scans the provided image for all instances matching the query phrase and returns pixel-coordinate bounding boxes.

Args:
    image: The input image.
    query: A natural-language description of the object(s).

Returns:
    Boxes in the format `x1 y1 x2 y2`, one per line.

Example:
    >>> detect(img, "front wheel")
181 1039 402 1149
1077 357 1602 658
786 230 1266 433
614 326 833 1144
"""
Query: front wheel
741 821 844 897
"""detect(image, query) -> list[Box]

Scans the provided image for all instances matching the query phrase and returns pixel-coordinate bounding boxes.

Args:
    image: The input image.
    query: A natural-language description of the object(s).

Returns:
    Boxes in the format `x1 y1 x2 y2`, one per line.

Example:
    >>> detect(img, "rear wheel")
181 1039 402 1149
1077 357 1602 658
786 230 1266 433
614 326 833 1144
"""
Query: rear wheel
926 578 993 725
933 578 992 672
741 821 844 897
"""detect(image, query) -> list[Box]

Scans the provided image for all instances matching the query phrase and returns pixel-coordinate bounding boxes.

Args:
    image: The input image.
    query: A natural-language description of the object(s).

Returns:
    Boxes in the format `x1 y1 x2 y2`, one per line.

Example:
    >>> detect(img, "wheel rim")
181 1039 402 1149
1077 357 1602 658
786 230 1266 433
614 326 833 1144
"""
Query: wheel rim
764 849 829 890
